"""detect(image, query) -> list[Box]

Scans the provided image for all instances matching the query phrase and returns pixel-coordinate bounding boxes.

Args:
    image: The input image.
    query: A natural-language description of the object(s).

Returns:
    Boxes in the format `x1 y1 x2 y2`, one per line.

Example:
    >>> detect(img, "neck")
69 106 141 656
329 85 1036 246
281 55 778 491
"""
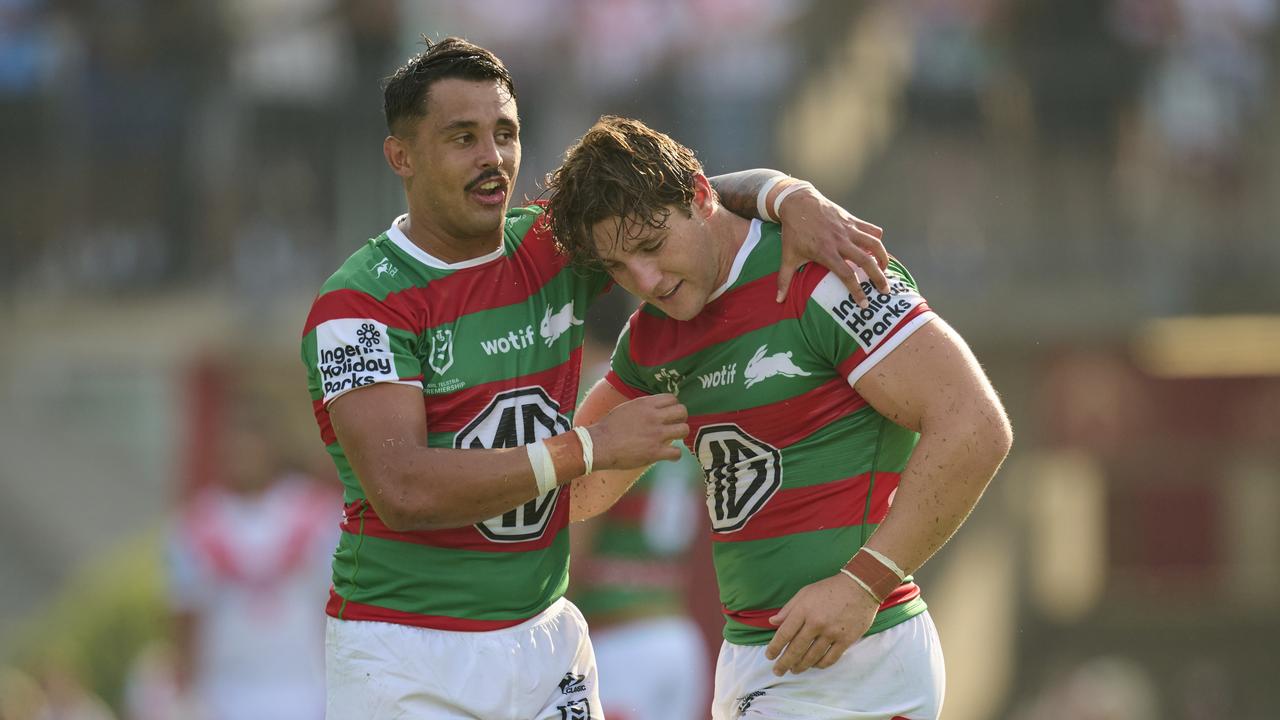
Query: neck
709 208 752 290
400 198 503 264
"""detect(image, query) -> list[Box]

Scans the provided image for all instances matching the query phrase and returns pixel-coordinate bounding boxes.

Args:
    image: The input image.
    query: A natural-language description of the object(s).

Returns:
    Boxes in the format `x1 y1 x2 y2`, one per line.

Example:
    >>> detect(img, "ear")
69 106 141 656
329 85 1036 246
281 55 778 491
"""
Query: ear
691 172 716 219
384 135 414 178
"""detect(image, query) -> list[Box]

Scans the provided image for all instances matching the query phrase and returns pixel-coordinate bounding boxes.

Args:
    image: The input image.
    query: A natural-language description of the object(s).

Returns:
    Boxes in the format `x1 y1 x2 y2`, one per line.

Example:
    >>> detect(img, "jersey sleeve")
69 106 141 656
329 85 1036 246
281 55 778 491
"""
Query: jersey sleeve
301 287 424 407
604 318 659 399
800 258 937 387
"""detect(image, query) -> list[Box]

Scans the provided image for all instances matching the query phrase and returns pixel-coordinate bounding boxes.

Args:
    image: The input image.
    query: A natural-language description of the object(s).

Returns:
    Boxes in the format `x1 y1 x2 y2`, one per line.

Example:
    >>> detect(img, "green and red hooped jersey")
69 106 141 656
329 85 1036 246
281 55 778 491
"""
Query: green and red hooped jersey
301 203 610 631
606 220 935 646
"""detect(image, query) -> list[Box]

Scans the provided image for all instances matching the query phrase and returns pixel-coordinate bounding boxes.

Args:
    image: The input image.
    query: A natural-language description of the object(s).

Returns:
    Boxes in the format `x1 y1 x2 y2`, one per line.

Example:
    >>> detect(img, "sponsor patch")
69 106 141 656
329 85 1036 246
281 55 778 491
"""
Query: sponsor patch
813 271 925 352
316 318 399 403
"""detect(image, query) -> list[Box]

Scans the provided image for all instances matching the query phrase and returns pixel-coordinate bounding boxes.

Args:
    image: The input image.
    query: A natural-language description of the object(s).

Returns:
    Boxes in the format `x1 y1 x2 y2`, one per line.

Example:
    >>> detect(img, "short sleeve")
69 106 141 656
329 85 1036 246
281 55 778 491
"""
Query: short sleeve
302 290 424 407
800 258 937 387
604 320 657 399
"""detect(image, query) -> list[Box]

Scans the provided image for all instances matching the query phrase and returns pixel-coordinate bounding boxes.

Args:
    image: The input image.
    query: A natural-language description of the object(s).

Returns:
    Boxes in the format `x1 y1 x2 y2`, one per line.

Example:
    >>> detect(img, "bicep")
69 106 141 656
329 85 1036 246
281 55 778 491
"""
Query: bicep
327 382 428 489
852 318 999 432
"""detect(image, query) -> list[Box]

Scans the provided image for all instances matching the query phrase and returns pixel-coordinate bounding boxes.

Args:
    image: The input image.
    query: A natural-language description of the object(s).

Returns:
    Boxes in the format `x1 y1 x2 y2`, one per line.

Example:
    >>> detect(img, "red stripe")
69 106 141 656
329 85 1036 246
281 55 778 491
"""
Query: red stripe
604 371 648 400
834 303 934 380
687 377 865 449
723 583 921 628
424 348 582 432
303 215 567 337
627 268 827 367
602 492 648 523
326 589 531 631
341 496 568 552
711 471 899 543
303 288 420 337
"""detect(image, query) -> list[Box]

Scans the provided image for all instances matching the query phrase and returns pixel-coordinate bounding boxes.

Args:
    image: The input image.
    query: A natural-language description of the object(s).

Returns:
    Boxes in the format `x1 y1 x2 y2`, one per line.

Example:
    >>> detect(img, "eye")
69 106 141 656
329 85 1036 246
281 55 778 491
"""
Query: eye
638 239 665 254
451 133 473 146
496 129 517 143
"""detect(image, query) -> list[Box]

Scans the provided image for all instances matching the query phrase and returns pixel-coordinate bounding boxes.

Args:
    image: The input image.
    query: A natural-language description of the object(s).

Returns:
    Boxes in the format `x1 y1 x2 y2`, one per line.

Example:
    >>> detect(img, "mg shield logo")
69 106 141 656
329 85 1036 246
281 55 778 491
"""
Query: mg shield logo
456 387 571 542
694 424 782 533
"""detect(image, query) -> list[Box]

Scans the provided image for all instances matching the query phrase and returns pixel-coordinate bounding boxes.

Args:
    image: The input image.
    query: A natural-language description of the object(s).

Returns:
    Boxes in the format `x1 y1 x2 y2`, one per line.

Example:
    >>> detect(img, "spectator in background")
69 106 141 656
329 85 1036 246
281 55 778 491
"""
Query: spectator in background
165 405 337 720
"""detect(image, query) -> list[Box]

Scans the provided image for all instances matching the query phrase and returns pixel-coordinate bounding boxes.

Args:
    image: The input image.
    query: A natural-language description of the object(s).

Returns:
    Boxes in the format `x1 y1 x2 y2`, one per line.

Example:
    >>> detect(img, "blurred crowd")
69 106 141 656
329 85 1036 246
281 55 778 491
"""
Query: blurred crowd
1 0 1274 315
1 1 1278 719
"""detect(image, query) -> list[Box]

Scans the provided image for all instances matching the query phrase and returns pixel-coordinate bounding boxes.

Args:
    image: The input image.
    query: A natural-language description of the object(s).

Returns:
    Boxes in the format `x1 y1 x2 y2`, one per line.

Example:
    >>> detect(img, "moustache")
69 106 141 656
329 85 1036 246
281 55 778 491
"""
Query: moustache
464 169 508 193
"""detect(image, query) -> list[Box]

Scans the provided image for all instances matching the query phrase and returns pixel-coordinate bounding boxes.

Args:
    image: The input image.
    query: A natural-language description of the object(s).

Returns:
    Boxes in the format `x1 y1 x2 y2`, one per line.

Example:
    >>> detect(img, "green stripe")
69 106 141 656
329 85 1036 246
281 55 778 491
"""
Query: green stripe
714 525 874 614
333 530 569 621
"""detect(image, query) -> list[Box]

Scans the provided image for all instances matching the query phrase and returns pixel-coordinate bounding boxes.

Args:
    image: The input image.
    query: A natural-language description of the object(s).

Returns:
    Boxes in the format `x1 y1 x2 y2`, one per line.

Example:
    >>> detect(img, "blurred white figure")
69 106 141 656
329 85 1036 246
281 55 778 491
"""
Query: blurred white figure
165 413 337 720
573 445 710 720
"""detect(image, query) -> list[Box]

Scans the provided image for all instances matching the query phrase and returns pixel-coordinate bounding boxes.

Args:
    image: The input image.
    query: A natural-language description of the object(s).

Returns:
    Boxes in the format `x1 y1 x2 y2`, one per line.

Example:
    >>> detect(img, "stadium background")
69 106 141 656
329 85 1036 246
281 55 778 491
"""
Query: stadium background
2 0 1279 717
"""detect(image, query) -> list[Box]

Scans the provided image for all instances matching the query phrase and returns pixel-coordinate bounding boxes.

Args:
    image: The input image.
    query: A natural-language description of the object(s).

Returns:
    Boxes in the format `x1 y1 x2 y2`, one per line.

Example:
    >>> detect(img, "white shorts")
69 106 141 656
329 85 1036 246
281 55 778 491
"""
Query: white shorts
592 615 710 720
711 611 945 720
325 598 601 719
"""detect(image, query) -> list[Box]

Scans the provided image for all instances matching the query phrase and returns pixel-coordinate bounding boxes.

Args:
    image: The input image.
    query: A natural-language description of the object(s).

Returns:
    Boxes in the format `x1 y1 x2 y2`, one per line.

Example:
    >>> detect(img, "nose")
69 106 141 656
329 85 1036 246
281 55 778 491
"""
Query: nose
476 136 502 169
626 258 665 298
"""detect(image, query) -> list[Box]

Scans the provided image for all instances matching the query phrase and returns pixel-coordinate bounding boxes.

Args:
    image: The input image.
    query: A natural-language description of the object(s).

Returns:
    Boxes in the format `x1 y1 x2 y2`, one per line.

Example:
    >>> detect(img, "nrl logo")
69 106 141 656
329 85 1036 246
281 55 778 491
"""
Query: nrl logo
654 368 683 396
428 327 454 374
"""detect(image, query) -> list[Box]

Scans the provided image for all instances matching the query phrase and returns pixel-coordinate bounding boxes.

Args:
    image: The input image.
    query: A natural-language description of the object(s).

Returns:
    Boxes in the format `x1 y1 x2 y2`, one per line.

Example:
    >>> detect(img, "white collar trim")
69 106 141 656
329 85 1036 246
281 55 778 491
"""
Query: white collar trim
386 214 505 269
707 219 762 303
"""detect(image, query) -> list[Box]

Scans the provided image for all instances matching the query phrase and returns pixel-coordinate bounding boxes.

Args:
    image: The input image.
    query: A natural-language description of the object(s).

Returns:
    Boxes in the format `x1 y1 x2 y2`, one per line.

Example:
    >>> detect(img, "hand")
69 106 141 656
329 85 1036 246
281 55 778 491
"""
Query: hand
765 572 880 676
588 393 688 470
775 185 890 305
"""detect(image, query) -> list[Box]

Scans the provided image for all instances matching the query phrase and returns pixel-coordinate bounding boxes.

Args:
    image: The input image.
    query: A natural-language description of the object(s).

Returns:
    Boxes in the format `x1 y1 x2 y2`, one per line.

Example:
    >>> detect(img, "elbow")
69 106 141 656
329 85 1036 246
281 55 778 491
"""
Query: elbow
983 408 1014 471
361 470 446 532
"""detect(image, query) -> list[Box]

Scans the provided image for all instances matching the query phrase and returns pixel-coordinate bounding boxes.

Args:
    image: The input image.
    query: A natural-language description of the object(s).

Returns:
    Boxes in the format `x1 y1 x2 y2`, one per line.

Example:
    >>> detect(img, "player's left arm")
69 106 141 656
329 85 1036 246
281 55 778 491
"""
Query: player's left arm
766 318 1013 675
710 169 889 303
569 379 663 522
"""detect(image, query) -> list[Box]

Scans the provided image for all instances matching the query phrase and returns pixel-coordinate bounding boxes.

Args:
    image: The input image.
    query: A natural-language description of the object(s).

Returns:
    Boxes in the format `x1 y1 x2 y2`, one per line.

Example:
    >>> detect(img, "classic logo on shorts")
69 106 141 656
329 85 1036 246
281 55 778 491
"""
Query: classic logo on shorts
558 673 587 695
557 699 592 720
456 387 571 542
694 424 782 533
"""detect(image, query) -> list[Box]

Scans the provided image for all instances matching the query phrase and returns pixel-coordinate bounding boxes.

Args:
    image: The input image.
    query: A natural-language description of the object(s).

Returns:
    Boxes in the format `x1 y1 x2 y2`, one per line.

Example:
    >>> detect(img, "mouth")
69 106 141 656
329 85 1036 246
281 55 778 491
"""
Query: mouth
654 281 683 302
466 174 509 207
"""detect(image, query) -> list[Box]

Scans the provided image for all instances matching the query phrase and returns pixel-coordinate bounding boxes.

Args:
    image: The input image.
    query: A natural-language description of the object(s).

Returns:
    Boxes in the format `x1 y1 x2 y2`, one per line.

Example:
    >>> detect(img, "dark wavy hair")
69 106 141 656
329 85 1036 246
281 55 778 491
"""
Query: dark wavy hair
381 36 516 136
545 116 705 270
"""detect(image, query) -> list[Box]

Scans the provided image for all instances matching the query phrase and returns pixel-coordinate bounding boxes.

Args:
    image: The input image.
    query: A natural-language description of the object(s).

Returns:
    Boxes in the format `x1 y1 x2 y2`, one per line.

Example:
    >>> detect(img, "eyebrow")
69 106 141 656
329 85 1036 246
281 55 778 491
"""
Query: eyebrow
438 117 519 134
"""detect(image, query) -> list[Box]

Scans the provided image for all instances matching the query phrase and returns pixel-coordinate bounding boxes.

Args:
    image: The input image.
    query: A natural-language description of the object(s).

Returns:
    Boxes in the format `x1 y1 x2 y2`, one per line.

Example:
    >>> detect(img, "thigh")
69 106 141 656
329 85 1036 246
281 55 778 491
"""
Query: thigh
530 601 604 720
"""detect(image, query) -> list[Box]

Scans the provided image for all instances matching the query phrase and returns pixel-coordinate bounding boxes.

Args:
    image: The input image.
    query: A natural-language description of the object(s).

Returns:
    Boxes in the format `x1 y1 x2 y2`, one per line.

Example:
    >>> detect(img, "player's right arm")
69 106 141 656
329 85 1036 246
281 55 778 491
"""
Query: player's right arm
329 382 685 532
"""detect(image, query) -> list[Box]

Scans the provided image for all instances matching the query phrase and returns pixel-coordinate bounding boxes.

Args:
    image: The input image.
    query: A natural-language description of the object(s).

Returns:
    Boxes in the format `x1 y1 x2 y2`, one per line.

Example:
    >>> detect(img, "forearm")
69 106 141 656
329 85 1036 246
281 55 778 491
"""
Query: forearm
862 415 1011 575
354 436 586 532
570 466 649 522
710 169 805 221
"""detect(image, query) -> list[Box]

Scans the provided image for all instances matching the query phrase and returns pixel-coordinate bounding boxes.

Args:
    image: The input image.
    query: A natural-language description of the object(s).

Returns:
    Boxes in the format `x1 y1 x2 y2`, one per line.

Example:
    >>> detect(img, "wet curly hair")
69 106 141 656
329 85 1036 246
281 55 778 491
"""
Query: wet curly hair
545 116 705 270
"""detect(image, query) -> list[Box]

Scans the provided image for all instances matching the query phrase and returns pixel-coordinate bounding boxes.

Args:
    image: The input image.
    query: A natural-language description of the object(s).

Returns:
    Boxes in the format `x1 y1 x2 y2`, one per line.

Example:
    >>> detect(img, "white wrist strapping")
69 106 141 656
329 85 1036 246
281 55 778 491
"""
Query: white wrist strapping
862 547 906 581
771 181 813 222
756 175 787 223
526 440 558 496
839 568 882 603
572 426 594 475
